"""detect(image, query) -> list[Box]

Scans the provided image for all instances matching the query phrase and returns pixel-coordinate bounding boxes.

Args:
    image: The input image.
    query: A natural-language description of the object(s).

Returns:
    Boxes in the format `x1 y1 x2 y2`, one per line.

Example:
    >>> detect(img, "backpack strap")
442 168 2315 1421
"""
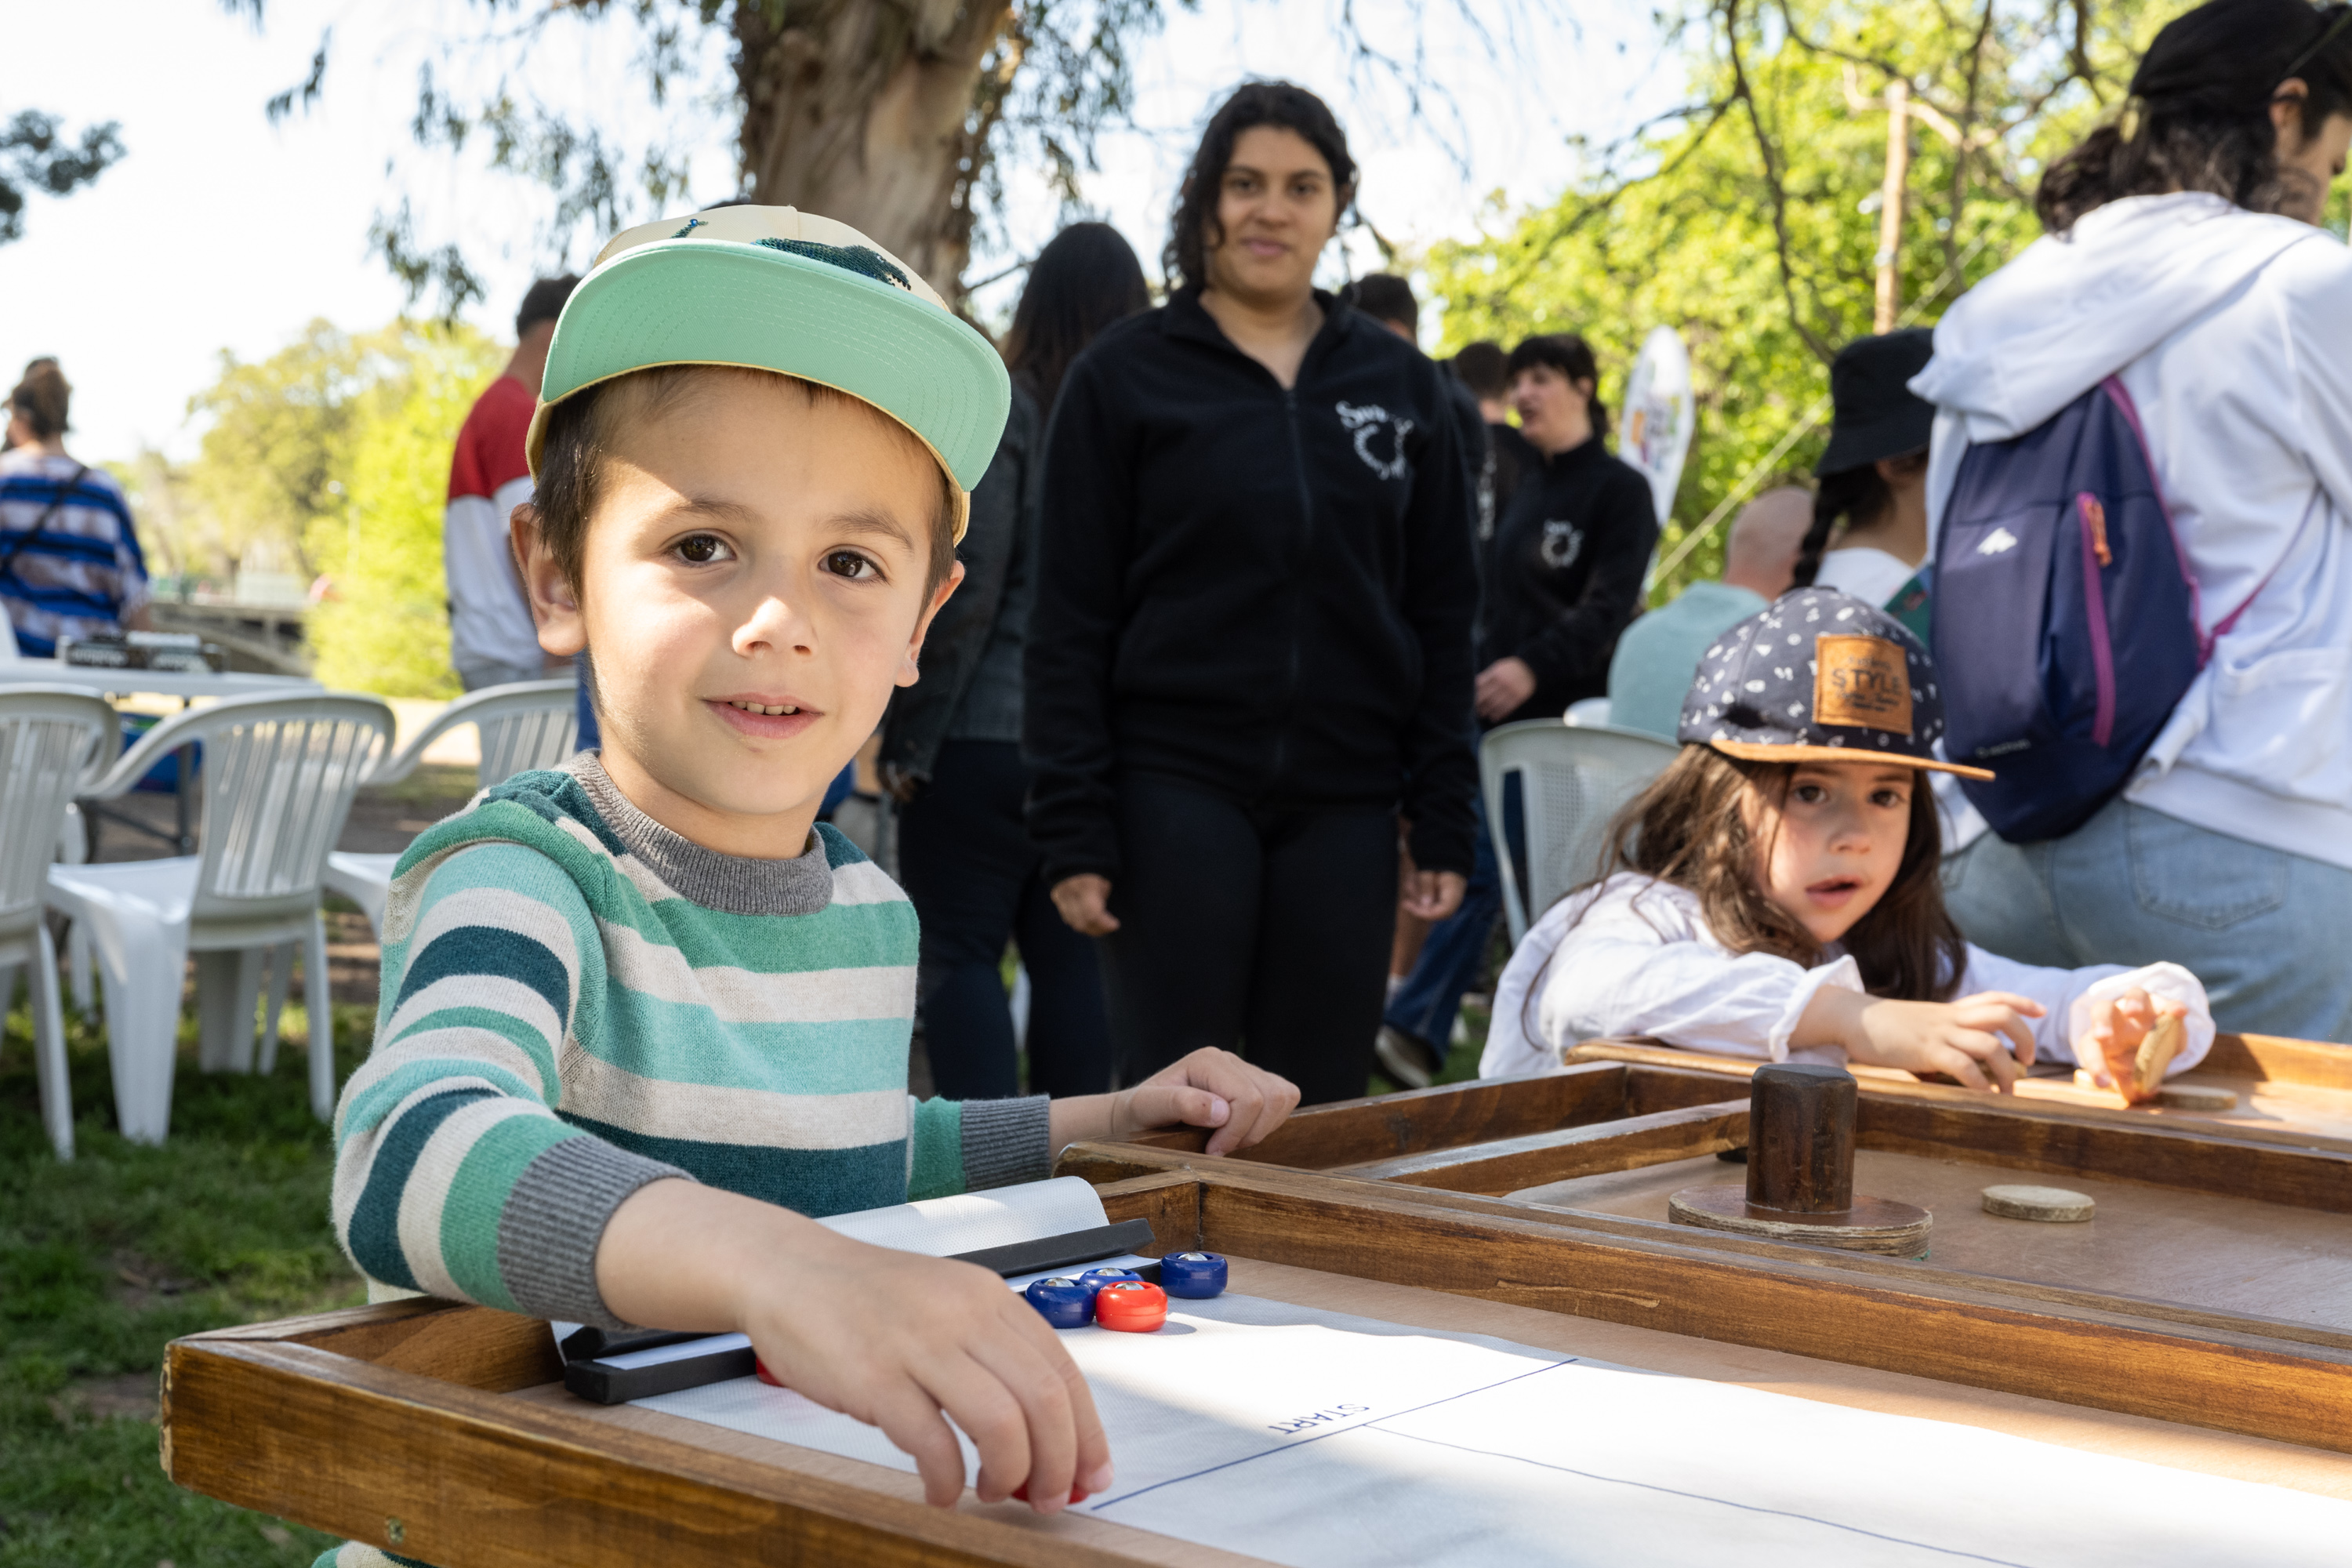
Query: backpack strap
0 462 92 593
2097 376 2313 663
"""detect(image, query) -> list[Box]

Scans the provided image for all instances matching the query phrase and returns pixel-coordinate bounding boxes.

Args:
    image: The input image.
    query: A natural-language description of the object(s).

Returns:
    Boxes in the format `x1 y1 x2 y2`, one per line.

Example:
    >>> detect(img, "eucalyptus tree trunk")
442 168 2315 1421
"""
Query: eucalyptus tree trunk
733 0 1015 299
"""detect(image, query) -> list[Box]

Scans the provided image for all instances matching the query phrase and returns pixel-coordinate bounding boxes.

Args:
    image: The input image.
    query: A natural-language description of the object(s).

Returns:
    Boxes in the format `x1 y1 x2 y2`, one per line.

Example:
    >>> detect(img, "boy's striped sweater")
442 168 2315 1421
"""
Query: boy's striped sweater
331 752 1050 1330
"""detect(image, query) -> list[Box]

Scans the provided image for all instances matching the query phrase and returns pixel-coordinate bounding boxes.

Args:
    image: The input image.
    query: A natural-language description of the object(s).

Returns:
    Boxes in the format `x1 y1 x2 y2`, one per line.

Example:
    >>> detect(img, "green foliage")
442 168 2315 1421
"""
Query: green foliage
184 320 371 580
0 985 373 1566
1426 0 2174 601
304 321 505 699
172 316 503 696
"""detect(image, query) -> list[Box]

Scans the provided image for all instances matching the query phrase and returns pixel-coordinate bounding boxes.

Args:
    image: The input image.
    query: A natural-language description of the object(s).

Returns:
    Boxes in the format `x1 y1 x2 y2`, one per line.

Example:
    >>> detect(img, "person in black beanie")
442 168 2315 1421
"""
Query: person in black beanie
1795 329 1937 615
1024 82 1478 1105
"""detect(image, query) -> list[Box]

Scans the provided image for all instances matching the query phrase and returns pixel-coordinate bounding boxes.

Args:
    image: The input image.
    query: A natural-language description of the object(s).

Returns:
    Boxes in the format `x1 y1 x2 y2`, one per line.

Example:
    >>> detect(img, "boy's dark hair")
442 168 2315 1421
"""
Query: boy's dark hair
533 365 956 600
516 275 581 337
1343 273 1417 330
9 358 70 440
1165 81 1357 292
2038 0 2352 233
1506 333 1612 439
1452 341 1509 401
1596 746 1965 1003
1004 221 1151 414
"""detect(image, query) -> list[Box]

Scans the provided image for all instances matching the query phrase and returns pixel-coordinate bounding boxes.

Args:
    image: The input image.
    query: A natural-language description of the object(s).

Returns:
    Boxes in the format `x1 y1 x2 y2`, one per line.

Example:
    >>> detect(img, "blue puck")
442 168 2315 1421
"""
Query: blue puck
1160 1251 1229 1298
1076 1267 1142 1294
1023 1276 1094 1329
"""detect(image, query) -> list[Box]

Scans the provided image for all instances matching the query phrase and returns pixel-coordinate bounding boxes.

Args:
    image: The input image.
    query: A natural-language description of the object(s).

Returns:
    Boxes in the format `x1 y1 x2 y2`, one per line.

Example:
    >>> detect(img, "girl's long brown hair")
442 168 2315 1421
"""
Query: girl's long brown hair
1588 746 1965 1002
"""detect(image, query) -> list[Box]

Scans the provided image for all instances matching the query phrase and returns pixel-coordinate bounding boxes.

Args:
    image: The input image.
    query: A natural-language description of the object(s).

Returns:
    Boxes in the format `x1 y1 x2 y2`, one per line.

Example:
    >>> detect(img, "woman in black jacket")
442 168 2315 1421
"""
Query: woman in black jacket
880 223 1149 1099
1025 82 1479 1105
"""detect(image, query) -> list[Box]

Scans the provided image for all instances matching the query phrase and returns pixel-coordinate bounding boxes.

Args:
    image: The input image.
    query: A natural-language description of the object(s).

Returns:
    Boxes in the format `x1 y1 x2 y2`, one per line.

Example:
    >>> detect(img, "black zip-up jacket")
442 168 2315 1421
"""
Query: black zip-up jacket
1476 435 1658 723
880 383 1041 782
1024 289 1479 884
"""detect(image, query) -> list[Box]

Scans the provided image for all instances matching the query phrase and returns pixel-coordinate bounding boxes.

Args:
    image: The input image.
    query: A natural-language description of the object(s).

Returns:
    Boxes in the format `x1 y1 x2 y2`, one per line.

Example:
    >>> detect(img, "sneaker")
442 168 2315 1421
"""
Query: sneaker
1375 1025 1443 1089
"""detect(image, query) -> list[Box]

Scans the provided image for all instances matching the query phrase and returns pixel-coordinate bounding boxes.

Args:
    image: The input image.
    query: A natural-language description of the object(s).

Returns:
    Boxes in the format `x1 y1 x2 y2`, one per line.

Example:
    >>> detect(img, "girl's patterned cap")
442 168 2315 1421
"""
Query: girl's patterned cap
524 205 1009 542
1676 586 1994 780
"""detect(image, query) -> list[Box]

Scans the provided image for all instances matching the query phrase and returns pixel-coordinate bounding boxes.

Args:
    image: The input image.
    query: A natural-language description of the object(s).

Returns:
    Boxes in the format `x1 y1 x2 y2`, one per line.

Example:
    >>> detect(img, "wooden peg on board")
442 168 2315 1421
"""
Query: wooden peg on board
1668 1062 1932 1258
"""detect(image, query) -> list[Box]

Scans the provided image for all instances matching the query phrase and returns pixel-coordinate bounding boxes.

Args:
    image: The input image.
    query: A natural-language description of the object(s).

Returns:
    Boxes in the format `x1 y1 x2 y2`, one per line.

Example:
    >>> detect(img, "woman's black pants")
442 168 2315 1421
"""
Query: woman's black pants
1098 771 1397 1107
896 740 1113 1099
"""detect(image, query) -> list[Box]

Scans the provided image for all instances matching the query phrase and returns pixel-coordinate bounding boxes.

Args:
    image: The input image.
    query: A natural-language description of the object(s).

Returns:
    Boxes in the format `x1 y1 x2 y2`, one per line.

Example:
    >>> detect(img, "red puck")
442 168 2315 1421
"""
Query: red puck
1094 1279 1168 1333
755 1358 783 1387
1009 1481 1090 1504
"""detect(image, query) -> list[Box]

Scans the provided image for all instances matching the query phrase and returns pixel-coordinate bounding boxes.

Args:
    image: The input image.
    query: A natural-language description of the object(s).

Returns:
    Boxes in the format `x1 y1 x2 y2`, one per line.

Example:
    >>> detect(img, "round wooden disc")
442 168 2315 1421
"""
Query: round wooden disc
2157 1083 2238 1112
1666 1184 1931 1258
1980 1184 2095 1223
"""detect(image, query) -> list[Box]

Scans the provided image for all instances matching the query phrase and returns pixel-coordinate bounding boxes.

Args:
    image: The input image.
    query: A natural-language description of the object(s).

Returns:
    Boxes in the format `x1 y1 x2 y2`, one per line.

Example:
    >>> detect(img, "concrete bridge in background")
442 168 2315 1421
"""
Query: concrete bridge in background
150 599 311 676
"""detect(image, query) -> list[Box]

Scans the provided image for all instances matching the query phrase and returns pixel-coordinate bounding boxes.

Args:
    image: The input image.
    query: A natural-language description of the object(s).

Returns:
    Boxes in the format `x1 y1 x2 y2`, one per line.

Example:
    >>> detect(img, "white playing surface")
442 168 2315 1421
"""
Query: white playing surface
637 1290 2350 1566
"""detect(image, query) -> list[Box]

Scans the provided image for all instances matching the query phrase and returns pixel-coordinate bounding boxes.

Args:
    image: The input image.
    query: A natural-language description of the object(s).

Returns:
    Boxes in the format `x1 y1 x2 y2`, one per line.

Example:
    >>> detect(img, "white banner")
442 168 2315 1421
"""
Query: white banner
1621 325 1694 526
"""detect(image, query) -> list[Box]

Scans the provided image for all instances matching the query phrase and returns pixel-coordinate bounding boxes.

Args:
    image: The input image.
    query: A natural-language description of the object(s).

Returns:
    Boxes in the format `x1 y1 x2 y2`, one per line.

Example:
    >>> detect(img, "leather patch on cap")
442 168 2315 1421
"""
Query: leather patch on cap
1814 634 1913 735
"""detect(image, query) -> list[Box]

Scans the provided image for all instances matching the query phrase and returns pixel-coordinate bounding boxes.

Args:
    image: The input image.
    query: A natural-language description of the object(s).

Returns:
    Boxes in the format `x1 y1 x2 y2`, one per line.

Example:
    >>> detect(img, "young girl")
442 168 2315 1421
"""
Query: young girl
1481 589 2212 1096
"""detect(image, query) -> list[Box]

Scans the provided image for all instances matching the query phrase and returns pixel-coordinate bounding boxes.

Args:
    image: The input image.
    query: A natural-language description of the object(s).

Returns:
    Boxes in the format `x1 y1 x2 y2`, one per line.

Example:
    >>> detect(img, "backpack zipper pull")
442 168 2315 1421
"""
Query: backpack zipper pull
2081 494 2112 568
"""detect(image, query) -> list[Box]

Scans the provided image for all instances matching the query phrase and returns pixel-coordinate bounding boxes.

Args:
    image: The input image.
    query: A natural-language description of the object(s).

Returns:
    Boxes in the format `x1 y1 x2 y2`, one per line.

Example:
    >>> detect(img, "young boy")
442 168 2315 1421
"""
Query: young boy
324 206 1299 1566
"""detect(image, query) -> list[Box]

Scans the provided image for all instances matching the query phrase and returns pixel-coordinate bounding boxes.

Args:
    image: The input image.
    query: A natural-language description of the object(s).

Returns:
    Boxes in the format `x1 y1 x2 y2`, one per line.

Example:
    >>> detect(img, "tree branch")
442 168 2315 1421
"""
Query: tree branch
1725 0 1834 363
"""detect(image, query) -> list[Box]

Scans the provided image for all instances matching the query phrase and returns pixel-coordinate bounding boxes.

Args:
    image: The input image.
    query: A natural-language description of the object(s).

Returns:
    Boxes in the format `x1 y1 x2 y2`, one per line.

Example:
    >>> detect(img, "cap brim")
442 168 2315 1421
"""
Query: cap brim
1708 738 1994 781
526 237 1009 541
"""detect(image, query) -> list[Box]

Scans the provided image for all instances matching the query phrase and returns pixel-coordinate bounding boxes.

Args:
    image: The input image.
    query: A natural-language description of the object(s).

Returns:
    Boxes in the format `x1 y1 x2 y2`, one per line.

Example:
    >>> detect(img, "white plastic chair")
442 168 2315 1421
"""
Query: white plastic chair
321 677 579 937
0 688 118 1158
1483 720 1682 946
44 691 394 1142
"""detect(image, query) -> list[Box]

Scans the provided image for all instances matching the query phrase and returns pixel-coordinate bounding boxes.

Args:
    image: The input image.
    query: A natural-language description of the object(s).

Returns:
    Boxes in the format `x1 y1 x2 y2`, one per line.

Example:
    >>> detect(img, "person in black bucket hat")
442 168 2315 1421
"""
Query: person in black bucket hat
1792 329 1938 615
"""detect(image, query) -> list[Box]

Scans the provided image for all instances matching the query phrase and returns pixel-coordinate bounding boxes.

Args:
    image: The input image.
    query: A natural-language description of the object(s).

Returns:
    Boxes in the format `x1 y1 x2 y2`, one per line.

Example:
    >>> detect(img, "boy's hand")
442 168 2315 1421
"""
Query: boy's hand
599 1181 1112 1513
1799 986 2043 1092
1051 874 1119 936
1114 1047 1301 1156
745 1225 1112 1510
2078 986 2187 1103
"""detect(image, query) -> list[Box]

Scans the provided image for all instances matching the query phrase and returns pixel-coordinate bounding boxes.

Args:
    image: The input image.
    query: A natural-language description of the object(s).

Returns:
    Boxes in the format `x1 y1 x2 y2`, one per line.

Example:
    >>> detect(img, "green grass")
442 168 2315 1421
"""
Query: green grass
0 985 375 1566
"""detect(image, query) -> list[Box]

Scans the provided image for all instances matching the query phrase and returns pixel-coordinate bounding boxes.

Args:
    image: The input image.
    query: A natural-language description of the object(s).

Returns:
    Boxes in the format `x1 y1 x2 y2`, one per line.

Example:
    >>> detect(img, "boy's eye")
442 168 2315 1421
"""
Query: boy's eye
824 550 878 580
674 534 731 565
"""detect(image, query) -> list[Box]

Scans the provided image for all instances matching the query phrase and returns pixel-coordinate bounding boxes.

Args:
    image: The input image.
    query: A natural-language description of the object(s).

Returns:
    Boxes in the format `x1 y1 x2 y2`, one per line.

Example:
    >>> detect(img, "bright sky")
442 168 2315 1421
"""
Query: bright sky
0 0 1680 467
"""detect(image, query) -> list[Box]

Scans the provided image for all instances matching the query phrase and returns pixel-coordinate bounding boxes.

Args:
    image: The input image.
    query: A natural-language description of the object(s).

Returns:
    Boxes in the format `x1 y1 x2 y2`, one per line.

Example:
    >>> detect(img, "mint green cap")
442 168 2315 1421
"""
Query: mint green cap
525 205 1009 540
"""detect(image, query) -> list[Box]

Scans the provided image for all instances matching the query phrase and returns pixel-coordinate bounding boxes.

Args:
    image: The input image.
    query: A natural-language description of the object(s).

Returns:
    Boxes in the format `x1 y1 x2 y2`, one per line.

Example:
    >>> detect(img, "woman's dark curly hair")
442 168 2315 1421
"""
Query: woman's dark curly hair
2038 0 2352 233
1163 81 1357 292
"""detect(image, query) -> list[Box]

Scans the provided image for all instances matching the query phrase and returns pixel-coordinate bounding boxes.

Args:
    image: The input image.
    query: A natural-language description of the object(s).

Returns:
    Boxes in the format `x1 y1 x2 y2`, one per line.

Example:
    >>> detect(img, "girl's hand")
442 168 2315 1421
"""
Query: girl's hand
2077 986 2188 1103
1800 987 2044 1092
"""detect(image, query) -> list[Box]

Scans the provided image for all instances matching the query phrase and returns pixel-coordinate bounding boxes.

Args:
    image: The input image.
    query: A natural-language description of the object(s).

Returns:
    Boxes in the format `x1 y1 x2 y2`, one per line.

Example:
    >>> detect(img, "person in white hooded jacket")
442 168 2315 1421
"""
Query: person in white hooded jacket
1911 0 2352 1044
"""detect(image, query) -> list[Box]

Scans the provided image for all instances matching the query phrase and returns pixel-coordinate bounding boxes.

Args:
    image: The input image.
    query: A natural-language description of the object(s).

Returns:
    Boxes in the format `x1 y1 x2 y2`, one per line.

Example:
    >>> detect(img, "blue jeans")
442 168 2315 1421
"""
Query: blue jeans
1942 797 2352 1044
1385 775 1521 1051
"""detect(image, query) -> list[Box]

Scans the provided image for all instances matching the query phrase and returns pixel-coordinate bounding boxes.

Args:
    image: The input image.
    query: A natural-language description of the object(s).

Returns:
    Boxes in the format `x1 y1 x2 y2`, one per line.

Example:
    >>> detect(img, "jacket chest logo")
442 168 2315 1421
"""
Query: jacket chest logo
1541 518 1584 570
1334 401 1414 481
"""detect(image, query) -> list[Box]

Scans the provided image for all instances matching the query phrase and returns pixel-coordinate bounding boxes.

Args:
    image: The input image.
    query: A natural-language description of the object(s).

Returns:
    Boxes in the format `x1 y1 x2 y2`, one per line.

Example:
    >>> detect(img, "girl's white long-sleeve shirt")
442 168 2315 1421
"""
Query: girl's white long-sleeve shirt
1479 873 2214 1080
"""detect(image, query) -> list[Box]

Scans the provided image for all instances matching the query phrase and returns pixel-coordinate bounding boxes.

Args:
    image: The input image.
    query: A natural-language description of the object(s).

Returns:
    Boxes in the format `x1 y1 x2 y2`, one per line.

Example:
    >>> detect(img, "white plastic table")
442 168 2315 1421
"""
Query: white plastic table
2 659 321 853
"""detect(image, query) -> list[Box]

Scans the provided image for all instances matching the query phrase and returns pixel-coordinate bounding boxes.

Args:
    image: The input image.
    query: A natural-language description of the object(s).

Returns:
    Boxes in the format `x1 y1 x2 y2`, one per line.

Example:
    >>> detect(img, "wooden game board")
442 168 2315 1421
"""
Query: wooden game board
1062 1048 2352 1343
163 1167 2352 1567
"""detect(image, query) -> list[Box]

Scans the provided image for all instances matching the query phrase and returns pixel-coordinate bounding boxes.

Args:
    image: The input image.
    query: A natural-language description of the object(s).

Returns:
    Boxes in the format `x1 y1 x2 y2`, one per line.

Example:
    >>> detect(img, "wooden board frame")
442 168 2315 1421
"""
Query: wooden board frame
1105 1058 2352 1211
165 1164 2352 1568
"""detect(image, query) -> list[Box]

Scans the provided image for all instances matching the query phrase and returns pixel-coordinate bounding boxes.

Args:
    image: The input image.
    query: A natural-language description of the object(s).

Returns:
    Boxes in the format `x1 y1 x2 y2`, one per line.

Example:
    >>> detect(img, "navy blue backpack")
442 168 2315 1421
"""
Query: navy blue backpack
1933 377 2239 843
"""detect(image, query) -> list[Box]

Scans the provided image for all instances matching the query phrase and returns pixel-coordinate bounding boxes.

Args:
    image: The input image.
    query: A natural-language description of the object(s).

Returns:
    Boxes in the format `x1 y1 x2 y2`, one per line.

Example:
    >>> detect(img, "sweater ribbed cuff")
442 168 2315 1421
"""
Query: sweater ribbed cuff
495 1135 690 1329
960 1095 1053 1191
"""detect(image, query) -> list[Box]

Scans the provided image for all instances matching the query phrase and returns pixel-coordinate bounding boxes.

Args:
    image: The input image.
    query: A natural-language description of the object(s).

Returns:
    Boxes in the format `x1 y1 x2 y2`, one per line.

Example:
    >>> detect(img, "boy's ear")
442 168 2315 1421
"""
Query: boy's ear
511 503 586 659
896 560 967 688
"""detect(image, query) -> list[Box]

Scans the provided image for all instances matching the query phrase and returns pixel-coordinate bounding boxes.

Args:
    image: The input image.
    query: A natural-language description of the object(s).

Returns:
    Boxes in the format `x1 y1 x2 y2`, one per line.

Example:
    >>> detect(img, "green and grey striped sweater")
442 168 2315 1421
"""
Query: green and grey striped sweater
332 751 1049 1328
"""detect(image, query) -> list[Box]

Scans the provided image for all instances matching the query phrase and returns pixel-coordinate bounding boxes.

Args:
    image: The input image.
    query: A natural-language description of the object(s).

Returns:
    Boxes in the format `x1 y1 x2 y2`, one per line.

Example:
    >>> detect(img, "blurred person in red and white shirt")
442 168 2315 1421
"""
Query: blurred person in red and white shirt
445 276 576 690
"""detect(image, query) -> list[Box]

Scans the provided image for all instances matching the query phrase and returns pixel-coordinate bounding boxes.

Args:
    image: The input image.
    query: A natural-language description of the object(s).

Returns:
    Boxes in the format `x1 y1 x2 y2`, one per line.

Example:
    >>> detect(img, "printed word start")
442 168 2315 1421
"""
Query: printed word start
1268 1404 1370 1436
